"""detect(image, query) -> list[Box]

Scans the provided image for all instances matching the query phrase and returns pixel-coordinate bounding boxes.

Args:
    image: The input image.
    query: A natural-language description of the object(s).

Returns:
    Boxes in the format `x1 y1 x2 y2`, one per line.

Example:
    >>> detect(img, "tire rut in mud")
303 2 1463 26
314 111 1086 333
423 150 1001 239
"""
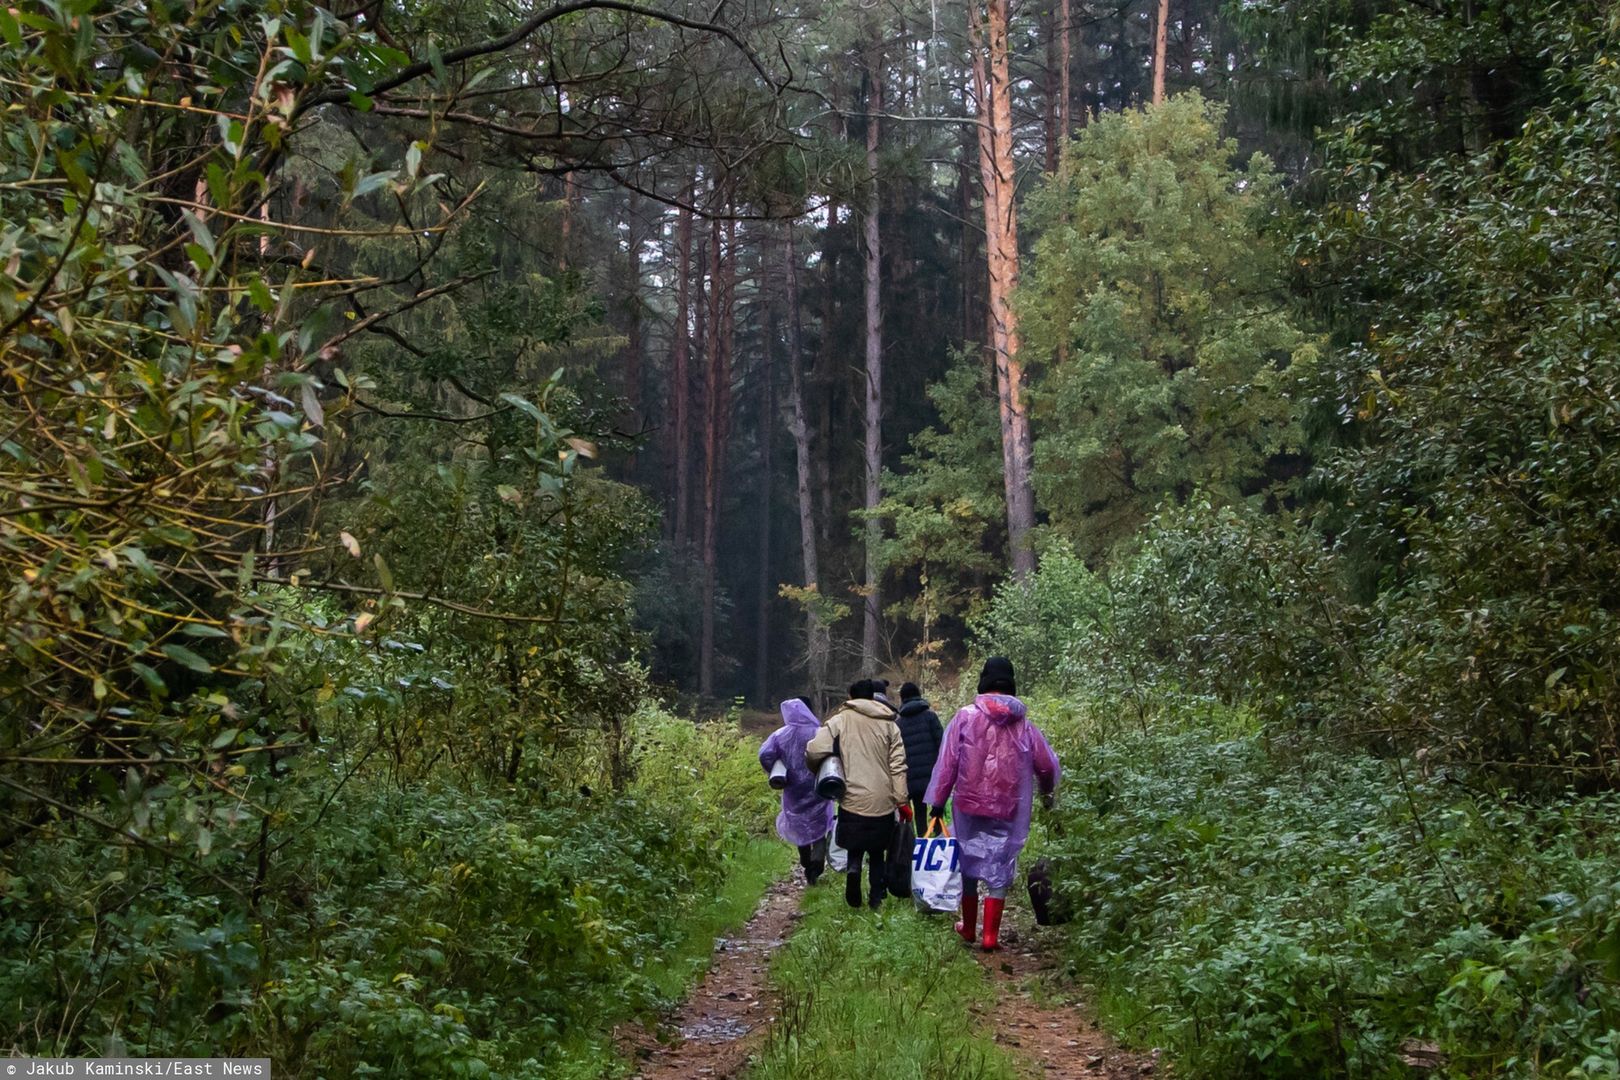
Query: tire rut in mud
972 918 1162 1079
621 876 803 1080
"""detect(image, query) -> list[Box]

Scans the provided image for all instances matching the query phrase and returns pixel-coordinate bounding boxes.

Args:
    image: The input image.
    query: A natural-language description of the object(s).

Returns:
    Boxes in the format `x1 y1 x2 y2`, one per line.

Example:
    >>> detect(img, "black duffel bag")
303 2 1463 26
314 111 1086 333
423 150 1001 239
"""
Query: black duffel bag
887 813 916 899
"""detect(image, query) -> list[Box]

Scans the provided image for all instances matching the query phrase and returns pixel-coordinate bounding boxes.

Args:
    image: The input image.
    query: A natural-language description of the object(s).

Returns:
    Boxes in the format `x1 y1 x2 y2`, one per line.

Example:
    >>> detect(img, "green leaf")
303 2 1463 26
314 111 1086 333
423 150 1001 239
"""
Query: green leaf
247 278 275 314
373 553 395 593
181 211 216 258
211 727 240 749
352 170 397 198
498 392 545 422
160 643 213 674
205 162 230 208
130 662 167 695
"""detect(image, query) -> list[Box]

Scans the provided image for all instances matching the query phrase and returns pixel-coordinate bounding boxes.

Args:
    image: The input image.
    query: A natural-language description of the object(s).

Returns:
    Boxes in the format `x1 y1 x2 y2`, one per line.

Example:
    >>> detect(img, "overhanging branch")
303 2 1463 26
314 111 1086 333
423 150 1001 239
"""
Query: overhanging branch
303 0 783 117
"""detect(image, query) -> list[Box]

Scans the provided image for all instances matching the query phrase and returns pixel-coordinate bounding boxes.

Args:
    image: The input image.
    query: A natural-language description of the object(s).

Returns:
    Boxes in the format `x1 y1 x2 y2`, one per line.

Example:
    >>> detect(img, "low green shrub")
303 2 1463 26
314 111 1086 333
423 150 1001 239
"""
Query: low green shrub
0 706 780 1077
1046 714 1620 1078
629 704 780 833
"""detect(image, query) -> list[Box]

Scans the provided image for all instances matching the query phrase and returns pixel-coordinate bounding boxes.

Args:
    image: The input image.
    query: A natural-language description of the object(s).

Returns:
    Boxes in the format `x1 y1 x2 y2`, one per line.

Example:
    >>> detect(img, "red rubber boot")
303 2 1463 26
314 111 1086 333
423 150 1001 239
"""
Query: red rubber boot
955 894 979 944
981 897 1006 952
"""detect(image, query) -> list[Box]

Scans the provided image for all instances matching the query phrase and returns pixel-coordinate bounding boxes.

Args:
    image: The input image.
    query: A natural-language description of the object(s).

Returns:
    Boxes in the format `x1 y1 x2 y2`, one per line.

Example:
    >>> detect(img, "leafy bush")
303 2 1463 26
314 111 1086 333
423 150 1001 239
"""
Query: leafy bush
1046 711 1620 1078
1301 5 1620 784
1097 502 1365 730
252 783 729 1075
969 545 1109 696
628 705 780 833
974 503 1363 731
0 707 776 1076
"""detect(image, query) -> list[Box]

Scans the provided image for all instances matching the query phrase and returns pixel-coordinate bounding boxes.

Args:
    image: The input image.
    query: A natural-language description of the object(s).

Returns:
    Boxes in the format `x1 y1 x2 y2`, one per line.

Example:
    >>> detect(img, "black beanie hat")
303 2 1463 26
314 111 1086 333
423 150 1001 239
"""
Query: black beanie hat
900 682 922 702
977 656 1017 696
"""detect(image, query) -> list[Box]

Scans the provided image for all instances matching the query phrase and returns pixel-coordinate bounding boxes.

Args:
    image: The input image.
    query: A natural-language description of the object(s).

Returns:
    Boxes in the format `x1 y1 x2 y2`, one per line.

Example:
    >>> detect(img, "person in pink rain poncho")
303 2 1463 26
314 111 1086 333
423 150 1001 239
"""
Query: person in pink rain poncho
925 657 1059 951
759 697 837 884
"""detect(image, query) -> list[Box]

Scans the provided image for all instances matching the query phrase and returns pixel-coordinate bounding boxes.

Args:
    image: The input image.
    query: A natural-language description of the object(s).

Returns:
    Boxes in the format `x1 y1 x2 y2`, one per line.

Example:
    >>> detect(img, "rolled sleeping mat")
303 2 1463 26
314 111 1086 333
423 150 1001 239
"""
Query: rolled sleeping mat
768 760 789 789
814 754 845 800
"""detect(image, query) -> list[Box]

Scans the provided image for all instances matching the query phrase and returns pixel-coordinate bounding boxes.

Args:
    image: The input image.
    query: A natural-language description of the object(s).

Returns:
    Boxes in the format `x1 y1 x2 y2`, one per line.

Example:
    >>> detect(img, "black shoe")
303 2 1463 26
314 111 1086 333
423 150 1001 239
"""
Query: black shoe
806 868 822 886
845 874 863 908
868 895 884 910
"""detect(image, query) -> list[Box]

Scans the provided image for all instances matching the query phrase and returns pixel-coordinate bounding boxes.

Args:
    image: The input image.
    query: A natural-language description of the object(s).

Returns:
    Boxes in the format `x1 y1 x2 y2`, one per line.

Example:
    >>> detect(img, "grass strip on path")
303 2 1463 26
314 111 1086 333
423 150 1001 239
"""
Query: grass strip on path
748 883 1022 1080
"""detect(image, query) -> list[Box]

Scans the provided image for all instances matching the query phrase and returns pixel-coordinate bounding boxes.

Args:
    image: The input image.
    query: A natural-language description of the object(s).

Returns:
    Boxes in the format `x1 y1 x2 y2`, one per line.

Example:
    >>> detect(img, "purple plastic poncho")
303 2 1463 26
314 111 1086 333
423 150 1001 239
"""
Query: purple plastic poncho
758 699 836 848
923 694 1059 889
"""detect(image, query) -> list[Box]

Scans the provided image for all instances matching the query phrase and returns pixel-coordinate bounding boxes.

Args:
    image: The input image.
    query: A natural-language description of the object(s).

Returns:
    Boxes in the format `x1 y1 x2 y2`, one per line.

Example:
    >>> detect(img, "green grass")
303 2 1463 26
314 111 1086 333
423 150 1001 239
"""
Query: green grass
553 837 792 1079
747 882 1021 1080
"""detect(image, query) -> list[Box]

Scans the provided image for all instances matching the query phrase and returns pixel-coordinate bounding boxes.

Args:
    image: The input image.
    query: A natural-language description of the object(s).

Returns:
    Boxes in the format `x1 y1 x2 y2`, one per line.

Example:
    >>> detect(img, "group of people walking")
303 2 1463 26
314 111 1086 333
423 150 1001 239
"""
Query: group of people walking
757 657 1060 952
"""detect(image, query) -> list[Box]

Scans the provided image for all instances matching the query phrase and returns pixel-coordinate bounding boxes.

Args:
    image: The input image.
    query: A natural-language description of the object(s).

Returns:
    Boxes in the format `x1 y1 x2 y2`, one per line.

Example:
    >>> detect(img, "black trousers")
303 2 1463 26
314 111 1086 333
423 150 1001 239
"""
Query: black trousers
910 794 929 826
844 846 889 909
796 838 827 883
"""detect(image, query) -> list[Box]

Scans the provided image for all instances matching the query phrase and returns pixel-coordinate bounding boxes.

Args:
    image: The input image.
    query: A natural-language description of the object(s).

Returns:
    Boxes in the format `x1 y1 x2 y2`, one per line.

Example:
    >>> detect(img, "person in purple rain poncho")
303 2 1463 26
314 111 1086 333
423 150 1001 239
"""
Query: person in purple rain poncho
759 697 836 884
925 657 1059 951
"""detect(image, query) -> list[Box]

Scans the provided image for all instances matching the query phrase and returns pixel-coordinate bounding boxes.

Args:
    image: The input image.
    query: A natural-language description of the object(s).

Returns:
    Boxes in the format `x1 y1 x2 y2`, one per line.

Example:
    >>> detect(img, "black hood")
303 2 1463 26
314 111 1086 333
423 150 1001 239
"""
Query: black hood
898 698 931 716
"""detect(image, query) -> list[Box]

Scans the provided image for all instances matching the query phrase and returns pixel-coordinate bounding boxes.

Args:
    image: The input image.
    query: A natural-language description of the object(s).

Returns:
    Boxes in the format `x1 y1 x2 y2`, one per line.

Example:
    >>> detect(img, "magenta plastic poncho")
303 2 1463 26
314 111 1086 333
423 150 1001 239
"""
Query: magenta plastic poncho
923 694 1059 889
758 699 836 848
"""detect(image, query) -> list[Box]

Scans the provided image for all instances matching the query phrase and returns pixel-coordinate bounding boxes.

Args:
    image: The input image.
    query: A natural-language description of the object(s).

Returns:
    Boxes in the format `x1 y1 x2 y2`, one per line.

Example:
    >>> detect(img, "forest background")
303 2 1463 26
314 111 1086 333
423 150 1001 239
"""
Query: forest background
4 0 1620 1073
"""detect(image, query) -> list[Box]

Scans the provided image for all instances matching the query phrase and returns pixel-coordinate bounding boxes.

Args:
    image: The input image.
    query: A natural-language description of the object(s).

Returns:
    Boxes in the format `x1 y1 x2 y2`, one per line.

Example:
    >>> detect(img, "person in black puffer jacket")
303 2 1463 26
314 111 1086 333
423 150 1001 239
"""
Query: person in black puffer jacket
895 683 943 824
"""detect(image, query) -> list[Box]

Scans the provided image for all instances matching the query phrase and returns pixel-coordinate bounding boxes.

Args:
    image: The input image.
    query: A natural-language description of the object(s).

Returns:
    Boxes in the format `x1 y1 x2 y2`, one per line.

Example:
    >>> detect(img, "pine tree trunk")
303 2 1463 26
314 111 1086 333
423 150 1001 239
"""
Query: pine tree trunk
814 201 838 547
698 211 732 699
1152 0 1169 105
1044 2 1060 173
972 0 1038 580
783 224 830 702
1060 0 1073 135
1058 0 1074 368
622 198 644 480
958 132 978 346
561 170 577 269
861 49 885 669
672 190 694 546
691 238 709 544
755 247 776 707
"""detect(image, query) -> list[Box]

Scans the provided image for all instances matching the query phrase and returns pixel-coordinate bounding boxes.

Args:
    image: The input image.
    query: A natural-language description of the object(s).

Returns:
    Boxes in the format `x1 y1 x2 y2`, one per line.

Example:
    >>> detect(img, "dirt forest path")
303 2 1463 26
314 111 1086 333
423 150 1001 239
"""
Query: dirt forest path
622 864 1160 1080
974 914 1161 1079
621 876 803 1079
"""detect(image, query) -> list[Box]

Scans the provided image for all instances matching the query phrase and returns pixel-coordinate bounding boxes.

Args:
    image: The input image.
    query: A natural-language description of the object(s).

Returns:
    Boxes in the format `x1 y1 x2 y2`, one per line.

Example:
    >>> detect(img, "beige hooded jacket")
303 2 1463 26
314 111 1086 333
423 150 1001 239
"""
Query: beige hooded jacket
805 698 907 818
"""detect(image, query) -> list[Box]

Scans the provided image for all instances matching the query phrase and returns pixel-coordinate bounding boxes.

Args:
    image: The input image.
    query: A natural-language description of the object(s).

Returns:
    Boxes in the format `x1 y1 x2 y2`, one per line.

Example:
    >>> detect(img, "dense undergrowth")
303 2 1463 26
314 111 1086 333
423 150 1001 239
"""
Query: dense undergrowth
1034 702 1620 1079
0 708 779 1077
750 884 1018 1080
976 517 1620 1079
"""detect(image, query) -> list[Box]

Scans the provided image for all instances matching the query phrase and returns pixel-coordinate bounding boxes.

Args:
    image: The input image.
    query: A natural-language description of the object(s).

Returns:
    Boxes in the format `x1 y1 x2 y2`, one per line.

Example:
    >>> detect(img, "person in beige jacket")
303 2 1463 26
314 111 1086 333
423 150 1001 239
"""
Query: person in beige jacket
806 679 910 909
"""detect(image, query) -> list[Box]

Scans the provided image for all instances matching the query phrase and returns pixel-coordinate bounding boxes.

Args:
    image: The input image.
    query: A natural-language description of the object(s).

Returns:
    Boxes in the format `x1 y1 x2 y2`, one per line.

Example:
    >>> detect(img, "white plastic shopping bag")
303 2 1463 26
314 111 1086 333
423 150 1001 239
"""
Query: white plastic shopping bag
911 820 962 914
827 831 849 873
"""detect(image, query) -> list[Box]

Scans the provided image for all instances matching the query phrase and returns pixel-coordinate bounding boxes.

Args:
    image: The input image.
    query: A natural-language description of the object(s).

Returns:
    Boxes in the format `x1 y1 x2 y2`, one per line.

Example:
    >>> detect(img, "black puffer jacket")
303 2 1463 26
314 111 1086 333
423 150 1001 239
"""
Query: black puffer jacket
895 698 944 797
